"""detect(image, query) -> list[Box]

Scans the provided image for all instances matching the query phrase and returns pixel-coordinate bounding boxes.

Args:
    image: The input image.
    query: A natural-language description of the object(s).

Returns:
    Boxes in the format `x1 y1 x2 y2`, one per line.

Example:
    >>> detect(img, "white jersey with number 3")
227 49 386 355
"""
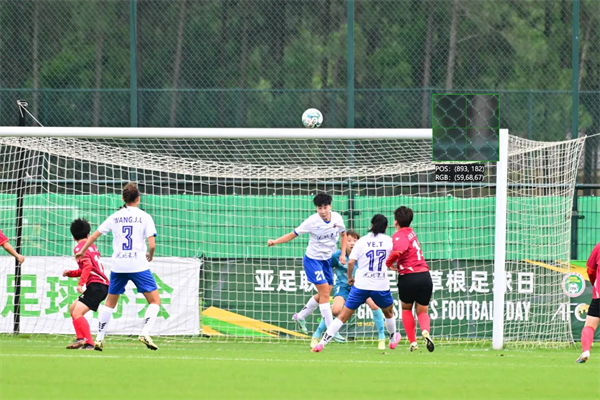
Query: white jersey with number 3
349 232 393 291
98 206 157 273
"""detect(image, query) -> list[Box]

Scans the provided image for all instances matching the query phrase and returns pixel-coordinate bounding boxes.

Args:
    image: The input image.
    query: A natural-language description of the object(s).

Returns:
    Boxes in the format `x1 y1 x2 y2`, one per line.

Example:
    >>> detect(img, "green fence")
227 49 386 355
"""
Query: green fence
0 193 591 260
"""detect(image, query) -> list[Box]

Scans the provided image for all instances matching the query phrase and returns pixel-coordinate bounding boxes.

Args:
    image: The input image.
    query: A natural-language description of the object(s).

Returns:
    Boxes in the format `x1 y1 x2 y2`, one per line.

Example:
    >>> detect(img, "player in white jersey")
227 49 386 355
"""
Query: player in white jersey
75 183 160 351
312 214 400 352
268 193 347 334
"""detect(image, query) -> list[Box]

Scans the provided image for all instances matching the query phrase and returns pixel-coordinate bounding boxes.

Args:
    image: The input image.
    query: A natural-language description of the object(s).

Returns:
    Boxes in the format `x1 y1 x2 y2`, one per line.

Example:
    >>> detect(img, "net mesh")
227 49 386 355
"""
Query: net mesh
0 131 585 346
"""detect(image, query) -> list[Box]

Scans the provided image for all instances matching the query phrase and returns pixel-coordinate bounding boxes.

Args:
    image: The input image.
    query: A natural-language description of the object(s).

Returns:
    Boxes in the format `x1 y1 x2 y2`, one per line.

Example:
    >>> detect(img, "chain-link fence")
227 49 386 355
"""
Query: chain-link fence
1 0 599 176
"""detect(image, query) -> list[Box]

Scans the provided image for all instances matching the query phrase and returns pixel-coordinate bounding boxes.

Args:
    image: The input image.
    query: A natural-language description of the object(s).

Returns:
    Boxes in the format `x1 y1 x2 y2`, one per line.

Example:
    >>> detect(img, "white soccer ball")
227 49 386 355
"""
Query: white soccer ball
302 108 323 129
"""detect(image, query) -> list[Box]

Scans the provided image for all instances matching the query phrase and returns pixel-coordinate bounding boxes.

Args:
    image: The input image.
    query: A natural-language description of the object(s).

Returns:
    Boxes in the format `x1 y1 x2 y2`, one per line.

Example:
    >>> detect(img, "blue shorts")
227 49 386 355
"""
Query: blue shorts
303 255 333 286
334 283 351 300
108 269 158 295
345 287 394 310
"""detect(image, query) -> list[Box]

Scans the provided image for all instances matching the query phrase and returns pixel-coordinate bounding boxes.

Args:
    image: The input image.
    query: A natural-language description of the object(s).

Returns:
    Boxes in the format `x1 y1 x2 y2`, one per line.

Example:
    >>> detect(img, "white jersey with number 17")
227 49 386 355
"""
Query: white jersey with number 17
98 206 157 273
349 232 393 291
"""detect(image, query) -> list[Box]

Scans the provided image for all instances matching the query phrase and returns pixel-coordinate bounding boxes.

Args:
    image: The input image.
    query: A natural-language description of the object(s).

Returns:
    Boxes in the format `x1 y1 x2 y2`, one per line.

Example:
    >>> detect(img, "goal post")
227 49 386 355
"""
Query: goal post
0 127 585 347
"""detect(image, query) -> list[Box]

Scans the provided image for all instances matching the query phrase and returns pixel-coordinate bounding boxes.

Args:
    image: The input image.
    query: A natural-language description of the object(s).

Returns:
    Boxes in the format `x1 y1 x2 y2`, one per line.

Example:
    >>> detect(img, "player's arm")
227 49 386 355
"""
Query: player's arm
75 257 94 293
147 235 156 262
1 241 25 265
586 247 598 285
347 259 357 286
75 230 102 261
267 232 297 247
339 231 347 265
386 235 407 270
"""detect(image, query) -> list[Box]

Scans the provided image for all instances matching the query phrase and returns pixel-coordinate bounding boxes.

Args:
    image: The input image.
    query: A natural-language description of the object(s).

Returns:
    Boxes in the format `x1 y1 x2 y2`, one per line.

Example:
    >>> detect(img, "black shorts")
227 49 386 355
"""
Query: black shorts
588 298 600 318
78 283 109 312
397 272 433 306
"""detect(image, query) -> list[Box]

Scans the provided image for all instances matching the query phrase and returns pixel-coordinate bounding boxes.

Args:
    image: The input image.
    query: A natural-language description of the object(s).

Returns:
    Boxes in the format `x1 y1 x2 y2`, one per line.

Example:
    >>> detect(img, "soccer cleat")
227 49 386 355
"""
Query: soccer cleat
94 339 104 352
311 337 320 348
423 330 435 352
66 339 86 349
333 332 347 343
410 342 419 352
576 351 590 364
311 343 324 353
138 335 159 351
292 313 308 335
80 343 95 350
389 332 401 350
378 339 386 350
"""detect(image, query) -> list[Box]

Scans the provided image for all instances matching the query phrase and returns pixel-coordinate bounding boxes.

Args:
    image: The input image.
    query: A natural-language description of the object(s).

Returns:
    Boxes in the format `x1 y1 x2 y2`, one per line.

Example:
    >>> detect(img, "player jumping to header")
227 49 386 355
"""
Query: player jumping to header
312 214 400 352
386 206 434 352
75 183 160 351
268 193 347 335
576 241 600 363
311 230 388 349
64 219 109 350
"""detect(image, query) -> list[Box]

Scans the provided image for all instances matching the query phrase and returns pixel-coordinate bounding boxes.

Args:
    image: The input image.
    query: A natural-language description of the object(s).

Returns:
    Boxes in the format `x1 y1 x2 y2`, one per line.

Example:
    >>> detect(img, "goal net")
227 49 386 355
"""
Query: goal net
0 128 585 346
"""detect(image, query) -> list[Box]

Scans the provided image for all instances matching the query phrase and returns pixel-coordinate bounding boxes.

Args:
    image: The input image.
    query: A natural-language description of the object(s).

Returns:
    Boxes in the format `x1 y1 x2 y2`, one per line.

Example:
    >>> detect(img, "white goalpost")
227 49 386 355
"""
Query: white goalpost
0 127 585 348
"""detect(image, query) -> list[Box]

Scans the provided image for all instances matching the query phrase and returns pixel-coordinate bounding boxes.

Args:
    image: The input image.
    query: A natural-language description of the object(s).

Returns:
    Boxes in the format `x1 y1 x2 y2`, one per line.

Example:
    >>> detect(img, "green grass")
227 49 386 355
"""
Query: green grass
0 336 598 400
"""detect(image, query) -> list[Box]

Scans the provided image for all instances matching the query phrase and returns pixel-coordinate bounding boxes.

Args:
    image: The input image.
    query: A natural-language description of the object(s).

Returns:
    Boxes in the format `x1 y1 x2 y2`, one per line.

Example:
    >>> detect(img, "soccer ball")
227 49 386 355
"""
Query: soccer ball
302 108 323 129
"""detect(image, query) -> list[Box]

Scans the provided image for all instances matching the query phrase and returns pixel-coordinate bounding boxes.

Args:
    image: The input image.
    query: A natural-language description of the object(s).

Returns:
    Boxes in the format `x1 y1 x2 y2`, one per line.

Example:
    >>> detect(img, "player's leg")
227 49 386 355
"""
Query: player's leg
398 274 418 350
370 290 401 350
70 301 94 349
415 272 434 352
312 288 366 352
72 283 107 350
294 256 331 334
133 270 160 350
366 297 386 349
95 271 126 350
312 294 346 346
577 299 599 363
66 300 86 349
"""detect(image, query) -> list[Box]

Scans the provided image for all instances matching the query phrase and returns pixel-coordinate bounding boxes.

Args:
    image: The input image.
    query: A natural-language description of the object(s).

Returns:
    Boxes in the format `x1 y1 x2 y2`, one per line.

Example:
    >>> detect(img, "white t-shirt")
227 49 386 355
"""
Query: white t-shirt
349 232 393 291
98 206 157 273
294 212 346 260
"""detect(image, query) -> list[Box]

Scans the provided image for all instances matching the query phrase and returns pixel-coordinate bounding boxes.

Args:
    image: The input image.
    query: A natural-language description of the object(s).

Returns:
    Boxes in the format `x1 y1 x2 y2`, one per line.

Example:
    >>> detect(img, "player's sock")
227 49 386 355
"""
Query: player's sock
96 305 114 341
141 303 160 336
74 316 93 345
372 309 385 340
402 310 417 343
319 302 334 328
313 319 327 338
318 318 344 347
71 315 83 339
297 296 319 320
384 317 396 336
417 312 430 333
581 326 595 352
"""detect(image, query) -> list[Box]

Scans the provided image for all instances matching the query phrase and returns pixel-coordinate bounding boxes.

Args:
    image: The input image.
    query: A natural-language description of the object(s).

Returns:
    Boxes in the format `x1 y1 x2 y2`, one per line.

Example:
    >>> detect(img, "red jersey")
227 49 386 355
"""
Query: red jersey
386 227 429 275
586 242 600 299
67 243 109 287
0 229 8 246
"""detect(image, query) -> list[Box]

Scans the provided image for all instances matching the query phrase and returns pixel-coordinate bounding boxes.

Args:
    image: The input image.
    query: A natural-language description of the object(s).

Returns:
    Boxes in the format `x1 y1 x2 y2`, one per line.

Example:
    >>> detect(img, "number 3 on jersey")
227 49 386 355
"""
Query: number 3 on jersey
122 225 133 250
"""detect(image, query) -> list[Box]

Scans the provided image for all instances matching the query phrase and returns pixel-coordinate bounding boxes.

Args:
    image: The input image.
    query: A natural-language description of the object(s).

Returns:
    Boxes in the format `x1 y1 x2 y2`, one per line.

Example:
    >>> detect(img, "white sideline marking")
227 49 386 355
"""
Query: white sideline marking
0 353 585 369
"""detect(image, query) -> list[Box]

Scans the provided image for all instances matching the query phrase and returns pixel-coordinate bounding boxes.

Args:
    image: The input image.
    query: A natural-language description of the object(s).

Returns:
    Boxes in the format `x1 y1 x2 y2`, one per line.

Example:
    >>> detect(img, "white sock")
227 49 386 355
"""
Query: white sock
141 304 160 336
297 297 319 320
96 305 114 341
385 317 396 337
319 302 334 328
319 318 344 347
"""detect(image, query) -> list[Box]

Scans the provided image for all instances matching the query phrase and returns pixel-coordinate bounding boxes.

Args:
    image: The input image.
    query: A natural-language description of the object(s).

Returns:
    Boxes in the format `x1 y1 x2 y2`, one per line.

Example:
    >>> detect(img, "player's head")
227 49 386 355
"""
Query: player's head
346 230 360 252
369 214 388 236
313 192 332 218
122 182 141 206
394 206 413 228
70 218 91 241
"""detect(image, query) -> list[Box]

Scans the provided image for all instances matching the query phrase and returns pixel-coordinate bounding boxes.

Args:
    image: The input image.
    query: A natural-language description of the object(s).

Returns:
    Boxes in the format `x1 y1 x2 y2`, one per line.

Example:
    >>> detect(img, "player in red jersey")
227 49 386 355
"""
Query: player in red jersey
0 228 25 265
386 206 434 352
576 242 600 363
64 219 109 350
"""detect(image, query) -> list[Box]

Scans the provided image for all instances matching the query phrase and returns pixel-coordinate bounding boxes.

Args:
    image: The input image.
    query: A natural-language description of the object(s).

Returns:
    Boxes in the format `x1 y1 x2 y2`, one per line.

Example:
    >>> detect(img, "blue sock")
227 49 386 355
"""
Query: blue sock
372 309 386 340
313 319 327 338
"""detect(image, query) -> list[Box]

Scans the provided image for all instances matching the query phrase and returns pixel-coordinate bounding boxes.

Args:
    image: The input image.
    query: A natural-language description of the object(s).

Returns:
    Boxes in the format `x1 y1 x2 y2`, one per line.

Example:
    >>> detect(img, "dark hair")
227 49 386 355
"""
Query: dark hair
122 182 140 206
313 192 332 207
369 214 388 236
70 218 91 241
346 230 360 240
394 206 413 228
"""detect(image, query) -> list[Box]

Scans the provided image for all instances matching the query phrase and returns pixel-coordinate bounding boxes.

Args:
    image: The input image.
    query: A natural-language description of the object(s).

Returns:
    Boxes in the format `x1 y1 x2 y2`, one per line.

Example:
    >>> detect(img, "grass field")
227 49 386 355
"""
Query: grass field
0 336 598 400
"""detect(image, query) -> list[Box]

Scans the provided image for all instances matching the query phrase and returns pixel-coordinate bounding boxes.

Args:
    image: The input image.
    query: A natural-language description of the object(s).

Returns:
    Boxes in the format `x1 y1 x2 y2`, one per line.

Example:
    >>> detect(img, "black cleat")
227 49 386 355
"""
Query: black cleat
80 343 95 350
